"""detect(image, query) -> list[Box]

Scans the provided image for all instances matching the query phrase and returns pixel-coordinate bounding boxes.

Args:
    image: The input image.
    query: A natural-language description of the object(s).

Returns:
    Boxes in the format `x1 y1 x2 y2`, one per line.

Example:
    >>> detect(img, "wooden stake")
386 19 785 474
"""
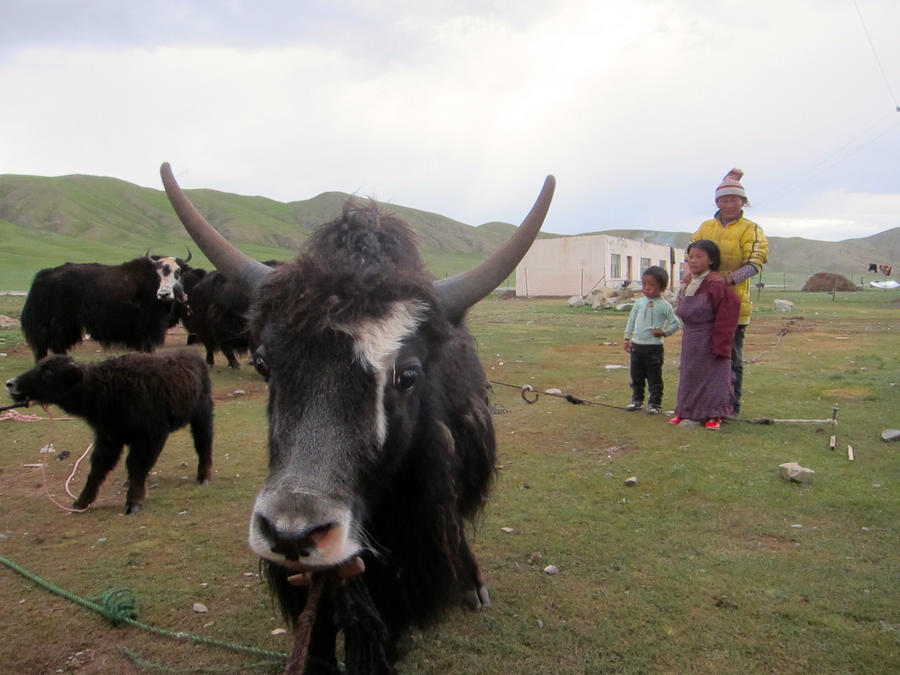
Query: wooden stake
829 435 836 450
847 445 855 461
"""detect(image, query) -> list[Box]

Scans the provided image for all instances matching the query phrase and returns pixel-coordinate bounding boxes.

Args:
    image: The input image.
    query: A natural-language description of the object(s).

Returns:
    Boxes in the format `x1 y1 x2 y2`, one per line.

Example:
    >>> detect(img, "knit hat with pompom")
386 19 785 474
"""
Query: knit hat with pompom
715 168 746 201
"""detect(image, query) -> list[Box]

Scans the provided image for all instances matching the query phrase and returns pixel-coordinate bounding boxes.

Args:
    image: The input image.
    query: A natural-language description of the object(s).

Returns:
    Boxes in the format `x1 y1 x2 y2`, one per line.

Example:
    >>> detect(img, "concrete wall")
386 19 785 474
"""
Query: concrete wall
516 235 684 297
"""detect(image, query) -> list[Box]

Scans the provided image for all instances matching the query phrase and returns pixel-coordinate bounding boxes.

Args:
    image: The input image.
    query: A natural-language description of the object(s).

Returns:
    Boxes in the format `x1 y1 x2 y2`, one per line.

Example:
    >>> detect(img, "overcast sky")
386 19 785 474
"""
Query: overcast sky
2 0 898 242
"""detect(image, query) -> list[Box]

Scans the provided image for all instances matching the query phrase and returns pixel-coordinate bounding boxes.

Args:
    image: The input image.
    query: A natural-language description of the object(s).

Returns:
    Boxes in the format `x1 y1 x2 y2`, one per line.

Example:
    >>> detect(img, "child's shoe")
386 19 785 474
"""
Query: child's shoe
625 401 643 412
668 416 683 425
646 404 661 415
705 418 721 430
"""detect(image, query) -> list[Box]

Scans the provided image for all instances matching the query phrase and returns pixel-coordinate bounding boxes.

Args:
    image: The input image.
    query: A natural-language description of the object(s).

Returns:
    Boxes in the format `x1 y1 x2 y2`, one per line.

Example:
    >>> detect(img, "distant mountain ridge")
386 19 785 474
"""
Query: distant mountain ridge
1 173 897 287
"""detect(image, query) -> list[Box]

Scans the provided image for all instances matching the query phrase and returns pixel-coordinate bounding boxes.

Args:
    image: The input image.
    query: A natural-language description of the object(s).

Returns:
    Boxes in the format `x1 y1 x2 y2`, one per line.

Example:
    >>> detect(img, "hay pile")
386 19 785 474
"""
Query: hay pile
802 272 858 292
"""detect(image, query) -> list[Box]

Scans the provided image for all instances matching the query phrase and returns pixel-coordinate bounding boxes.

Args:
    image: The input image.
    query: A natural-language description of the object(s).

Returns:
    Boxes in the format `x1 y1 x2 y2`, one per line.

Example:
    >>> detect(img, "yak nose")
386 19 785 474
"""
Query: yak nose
254 514 338 562
5 378 17 394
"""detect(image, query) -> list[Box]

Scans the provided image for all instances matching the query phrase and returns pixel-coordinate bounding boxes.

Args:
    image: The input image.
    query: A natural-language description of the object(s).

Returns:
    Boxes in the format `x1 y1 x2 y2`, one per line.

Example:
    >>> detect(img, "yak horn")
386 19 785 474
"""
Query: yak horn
436 175 555 322
160 163 271 291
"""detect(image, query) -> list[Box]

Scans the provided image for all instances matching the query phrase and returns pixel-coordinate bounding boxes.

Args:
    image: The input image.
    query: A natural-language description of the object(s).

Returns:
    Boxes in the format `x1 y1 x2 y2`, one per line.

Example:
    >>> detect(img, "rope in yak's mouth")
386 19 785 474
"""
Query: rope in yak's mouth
282 555 367 674
285 555 365 588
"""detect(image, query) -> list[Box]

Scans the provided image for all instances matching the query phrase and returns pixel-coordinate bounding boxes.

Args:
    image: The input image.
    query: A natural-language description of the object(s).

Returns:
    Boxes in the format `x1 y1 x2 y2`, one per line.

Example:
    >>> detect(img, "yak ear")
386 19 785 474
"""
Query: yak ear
57 357 84 388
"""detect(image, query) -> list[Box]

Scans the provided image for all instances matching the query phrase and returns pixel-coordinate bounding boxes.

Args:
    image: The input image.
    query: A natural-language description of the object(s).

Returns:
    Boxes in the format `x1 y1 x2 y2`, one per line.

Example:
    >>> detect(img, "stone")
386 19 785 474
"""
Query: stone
543 564 559 575
0 315 21 328
192 603 209 613
779 462 816 483
774 299 795 312
881 429 900 442
624 476 638 487
615 302 635 312
567 295 585 307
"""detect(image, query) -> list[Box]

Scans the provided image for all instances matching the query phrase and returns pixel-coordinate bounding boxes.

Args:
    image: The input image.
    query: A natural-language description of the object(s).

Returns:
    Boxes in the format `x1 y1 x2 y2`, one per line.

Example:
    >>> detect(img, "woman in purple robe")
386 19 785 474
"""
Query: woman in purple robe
669 239 741 430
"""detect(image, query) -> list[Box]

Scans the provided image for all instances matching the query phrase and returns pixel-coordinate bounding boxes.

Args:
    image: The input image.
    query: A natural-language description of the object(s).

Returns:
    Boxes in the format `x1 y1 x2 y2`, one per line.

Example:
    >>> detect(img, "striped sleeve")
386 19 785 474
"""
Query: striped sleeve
743 223 769 271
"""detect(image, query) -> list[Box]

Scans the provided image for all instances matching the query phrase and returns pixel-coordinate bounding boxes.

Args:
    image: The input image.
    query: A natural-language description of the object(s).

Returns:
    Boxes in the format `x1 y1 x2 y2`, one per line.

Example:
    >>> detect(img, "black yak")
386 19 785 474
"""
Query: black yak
181 268 273 368
5 349 214 514
20 254 188 360
161 162 554 672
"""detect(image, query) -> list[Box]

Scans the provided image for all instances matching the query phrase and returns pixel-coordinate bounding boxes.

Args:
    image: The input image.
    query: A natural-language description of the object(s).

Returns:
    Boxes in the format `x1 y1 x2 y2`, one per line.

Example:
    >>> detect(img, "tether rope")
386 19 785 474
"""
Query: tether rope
489 379 629 410
0 555 288 667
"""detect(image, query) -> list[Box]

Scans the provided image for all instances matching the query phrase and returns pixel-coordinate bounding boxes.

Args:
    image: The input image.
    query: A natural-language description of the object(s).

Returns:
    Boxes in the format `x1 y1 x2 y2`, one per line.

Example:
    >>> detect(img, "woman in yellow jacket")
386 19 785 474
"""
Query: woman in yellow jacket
689 169 768 416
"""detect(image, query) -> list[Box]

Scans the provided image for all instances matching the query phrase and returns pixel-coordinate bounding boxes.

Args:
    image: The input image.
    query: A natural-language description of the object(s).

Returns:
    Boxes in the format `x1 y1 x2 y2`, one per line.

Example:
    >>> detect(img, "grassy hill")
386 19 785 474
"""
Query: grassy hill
1 173 897 290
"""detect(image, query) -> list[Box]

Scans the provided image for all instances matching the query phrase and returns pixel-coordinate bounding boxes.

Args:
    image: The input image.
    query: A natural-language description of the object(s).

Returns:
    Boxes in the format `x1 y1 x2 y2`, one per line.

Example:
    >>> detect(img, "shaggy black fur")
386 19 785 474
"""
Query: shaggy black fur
20 257 185 361
250 201 496 672
181 270 253 368
5 350 214 514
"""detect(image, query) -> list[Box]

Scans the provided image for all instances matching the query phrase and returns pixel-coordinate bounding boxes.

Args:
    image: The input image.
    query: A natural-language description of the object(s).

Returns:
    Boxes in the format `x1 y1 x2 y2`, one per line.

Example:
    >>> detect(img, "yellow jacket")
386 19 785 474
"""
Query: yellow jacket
691 214 768 324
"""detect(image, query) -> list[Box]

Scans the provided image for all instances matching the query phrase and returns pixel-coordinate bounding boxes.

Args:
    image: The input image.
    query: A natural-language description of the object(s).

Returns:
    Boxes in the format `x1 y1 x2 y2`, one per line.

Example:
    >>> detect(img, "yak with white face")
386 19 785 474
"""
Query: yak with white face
161 162 554 673
20 253 190 360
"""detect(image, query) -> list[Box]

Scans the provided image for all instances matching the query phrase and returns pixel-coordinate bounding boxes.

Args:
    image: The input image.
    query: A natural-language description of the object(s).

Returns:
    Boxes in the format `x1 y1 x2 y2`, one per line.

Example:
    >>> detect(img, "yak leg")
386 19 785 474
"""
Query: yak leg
201 336 216 366
221 345 241 369
123 435 167 514
73 434 124 510
190 405 214 483
459 537 491 610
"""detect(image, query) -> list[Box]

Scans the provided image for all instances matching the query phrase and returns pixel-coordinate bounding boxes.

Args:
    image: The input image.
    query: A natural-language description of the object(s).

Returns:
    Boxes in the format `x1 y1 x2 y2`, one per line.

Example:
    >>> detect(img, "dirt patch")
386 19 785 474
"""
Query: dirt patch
822 387 870 400
749 533 800 551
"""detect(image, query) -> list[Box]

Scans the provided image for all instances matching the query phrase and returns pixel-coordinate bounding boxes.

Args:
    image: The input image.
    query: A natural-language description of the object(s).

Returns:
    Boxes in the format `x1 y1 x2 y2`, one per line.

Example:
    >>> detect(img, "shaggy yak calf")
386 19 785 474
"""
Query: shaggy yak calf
5 350 214 514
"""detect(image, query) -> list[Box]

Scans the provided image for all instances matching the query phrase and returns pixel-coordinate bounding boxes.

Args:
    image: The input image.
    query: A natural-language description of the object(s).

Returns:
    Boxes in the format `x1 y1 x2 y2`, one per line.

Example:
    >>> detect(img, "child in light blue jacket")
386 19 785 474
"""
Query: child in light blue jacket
623 266 681 414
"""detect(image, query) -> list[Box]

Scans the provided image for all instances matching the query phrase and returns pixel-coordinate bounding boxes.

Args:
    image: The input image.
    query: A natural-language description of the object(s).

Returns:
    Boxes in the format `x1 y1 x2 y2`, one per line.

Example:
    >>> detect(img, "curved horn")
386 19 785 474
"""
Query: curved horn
183 246 193 264
160 162 271 291
436 175 555 321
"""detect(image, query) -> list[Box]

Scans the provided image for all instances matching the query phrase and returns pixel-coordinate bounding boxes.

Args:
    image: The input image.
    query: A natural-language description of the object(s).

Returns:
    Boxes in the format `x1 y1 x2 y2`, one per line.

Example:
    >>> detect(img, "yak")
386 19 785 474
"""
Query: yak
5 349 214 514
161 162 554 673
20 253 189 360
181 266 281 369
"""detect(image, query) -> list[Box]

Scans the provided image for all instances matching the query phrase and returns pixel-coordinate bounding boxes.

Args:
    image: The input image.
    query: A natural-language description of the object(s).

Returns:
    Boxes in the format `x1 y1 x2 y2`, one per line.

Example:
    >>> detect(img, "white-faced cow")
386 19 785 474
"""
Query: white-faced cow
20 253 189 361
160 162 554 672
5 350 214 514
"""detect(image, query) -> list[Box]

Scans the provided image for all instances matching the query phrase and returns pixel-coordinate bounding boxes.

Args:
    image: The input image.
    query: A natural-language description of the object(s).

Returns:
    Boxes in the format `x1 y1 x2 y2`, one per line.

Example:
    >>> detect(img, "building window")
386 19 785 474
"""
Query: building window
640 257 652 273
610 253 621 279
659 259 667 270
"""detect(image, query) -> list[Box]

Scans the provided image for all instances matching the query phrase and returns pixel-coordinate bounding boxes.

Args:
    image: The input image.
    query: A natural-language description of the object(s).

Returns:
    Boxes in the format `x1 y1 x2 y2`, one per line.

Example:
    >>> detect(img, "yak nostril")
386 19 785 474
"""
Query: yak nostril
255 514 338 562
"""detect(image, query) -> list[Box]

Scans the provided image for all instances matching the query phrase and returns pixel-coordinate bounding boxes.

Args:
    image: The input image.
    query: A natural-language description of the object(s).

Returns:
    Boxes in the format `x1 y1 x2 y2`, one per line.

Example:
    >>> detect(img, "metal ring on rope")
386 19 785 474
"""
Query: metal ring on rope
520 384 539 404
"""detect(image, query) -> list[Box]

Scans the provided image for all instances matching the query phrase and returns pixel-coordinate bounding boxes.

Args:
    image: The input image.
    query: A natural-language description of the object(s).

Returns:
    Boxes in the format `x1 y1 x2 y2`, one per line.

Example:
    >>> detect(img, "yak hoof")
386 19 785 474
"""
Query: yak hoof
477 584 492 608
125 503 142 515
463 584 492 611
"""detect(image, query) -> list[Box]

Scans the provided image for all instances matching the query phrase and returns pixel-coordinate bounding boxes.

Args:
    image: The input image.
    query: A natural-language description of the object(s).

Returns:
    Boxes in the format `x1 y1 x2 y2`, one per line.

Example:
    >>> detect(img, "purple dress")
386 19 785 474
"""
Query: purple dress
674 285 737 421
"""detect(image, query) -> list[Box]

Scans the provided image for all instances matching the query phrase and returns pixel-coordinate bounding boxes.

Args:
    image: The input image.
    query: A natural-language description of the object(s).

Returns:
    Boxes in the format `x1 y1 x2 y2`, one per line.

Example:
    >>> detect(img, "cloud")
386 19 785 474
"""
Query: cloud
1 0 898 240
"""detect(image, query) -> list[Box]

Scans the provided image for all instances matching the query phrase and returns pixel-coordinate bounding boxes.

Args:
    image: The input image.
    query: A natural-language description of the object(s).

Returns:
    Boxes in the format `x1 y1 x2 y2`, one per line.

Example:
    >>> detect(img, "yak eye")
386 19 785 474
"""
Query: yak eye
252 348 270 380
395 368 418 392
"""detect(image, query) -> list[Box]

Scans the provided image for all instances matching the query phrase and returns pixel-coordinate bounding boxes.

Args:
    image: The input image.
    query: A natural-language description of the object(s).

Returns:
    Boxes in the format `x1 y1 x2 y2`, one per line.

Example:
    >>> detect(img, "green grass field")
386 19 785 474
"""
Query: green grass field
0 288 898 673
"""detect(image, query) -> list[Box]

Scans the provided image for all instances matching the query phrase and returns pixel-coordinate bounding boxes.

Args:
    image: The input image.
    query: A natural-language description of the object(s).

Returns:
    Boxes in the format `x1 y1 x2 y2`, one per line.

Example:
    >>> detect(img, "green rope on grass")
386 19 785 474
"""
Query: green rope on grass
0 554 288 664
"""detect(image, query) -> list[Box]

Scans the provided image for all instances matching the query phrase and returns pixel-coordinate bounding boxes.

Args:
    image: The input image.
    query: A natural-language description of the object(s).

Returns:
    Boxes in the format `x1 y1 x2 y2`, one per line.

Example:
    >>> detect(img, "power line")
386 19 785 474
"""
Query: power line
851 0 900 112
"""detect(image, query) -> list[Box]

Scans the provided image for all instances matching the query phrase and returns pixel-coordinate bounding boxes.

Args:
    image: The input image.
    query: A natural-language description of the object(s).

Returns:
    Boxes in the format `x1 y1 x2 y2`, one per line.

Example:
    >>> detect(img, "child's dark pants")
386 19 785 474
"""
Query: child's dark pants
630 343 664 406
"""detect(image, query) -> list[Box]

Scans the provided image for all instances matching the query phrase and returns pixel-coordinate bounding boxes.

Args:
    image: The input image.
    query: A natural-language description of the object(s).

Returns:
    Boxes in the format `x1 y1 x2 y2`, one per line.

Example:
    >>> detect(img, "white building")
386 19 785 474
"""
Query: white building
515 234 685 297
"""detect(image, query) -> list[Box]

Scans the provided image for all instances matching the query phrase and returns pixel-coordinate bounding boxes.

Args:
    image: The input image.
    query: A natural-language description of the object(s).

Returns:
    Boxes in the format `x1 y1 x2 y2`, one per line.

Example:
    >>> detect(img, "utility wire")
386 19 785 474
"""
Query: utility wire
851 0 900 111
